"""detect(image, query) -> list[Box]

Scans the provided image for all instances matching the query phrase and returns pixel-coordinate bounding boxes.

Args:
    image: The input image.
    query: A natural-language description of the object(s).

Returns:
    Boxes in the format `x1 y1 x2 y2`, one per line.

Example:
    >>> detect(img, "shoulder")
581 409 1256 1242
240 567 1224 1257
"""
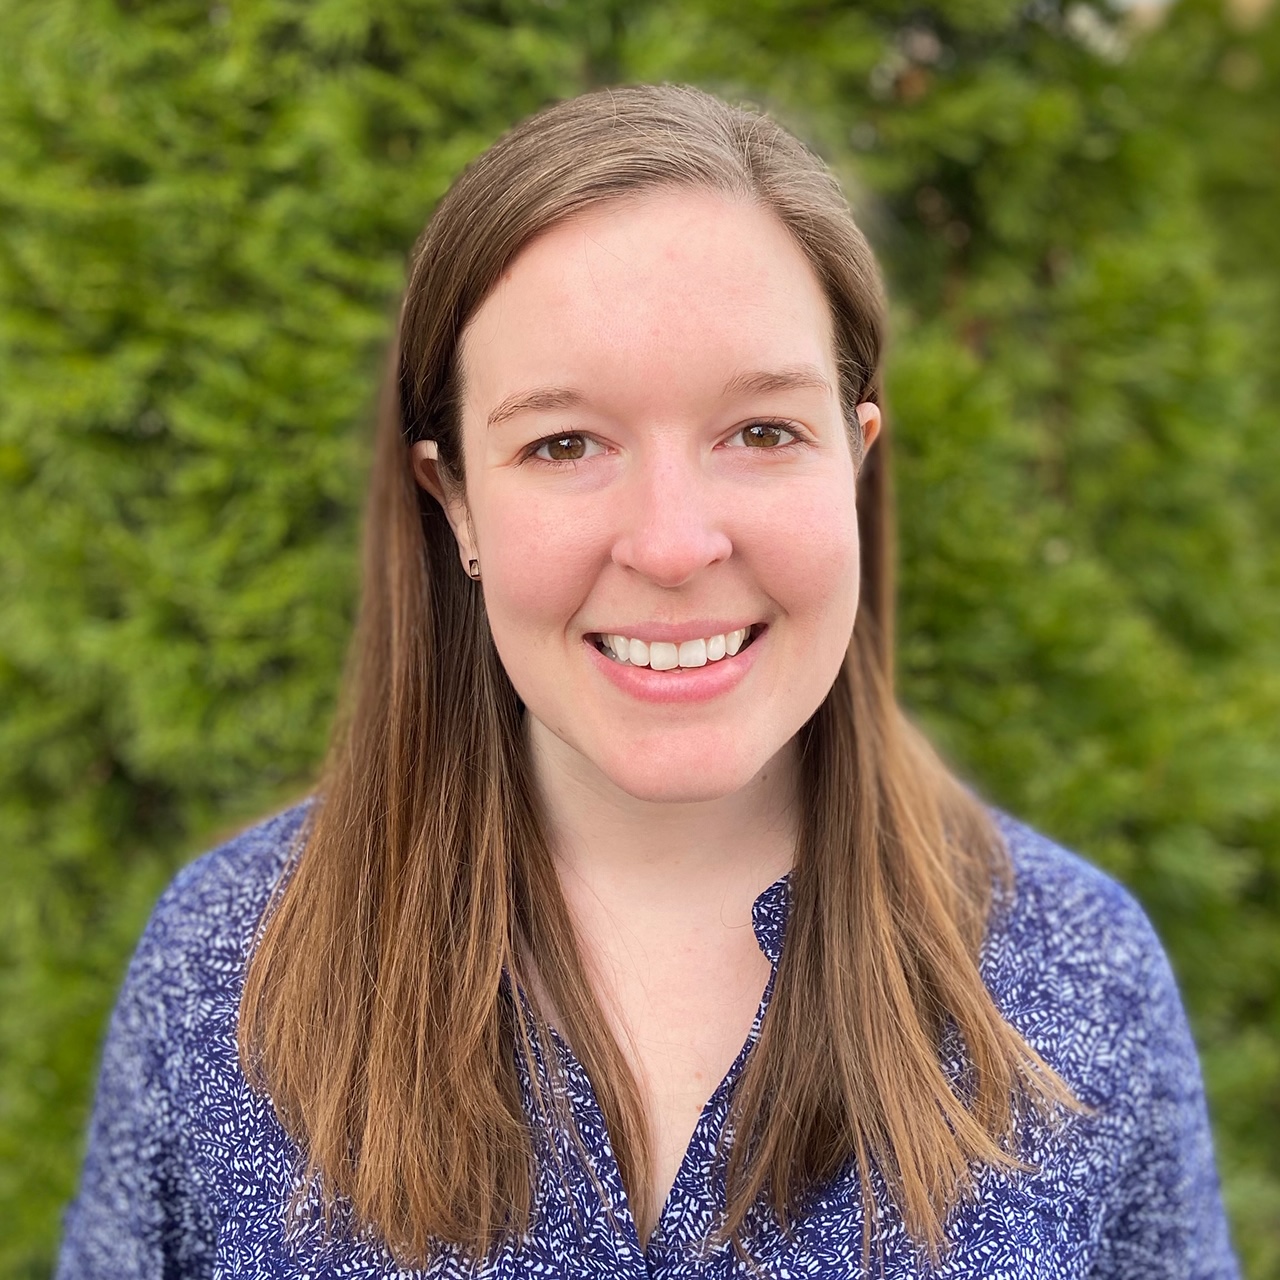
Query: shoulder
58 800 317 1269
982 811 1182 1105
126 799 314 1018
154 799 312 941
988 810 1162 974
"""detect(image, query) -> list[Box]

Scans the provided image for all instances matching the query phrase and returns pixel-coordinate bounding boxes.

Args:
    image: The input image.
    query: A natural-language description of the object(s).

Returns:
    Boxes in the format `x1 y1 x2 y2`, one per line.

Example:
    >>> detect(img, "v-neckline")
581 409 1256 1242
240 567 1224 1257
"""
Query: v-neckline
525 873 792 1267
540 963 779 1263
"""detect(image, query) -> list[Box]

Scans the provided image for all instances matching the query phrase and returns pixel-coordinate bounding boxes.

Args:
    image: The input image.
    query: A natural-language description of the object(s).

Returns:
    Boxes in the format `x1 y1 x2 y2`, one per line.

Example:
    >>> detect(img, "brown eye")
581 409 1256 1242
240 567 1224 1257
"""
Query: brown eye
739 422 795 448
541 434 587 461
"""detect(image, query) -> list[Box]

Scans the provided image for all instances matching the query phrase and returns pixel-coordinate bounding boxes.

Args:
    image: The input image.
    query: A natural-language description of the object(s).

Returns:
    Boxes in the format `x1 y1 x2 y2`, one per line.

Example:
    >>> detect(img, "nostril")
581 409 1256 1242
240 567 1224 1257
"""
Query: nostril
610 528 734 587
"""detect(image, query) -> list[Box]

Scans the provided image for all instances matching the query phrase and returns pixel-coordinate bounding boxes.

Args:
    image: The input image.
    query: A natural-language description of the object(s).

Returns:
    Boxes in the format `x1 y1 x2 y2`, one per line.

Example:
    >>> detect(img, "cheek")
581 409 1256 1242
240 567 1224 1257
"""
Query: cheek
472 488 606 654
745 477 862 638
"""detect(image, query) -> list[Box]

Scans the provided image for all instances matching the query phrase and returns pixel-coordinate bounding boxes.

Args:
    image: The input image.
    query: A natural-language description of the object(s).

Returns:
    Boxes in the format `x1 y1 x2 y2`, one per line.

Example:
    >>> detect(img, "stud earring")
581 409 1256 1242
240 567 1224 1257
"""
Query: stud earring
467 559 481 580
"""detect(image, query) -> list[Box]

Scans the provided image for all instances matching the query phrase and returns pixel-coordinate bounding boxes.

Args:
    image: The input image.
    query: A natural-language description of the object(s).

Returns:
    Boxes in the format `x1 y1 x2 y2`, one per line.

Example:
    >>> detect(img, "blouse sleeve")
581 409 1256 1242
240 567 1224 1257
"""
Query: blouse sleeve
56 897 217 1279
1088 904 1240 1280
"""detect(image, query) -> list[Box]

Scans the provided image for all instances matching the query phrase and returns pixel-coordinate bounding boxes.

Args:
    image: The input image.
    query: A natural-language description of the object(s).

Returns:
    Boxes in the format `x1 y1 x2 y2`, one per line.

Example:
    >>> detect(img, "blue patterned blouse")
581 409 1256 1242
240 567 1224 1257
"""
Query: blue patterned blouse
58 801 1240 1278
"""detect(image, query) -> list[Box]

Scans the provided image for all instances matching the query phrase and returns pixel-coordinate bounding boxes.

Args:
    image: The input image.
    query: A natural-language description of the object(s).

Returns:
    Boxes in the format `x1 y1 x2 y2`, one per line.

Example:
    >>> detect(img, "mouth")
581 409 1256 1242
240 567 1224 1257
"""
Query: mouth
586 624 765 671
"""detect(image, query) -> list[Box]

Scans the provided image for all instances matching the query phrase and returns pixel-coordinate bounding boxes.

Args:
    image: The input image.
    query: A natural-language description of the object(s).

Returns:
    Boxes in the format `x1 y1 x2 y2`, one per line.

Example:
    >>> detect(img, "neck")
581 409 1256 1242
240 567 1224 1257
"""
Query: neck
526 716 799 928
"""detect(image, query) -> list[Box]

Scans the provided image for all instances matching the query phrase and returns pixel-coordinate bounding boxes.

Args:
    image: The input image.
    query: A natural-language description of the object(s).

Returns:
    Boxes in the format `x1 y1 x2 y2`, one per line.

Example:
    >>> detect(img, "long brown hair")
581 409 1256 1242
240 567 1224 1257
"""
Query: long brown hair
239 84 1080 1267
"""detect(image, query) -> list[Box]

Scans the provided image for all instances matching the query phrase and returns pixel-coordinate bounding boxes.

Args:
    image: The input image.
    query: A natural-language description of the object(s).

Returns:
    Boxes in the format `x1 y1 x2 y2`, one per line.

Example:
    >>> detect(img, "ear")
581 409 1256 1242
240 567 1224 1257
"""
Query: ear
410 439 478 568
854 402 882 452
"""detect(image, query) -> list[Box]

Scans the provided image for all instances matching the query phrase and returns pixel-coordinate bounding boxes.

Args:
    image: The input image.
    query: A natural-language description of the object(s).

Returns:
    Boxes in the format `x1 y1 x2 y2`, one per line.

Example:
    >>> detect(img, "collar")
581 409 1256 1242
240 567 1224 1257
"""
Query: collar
750 872 792 967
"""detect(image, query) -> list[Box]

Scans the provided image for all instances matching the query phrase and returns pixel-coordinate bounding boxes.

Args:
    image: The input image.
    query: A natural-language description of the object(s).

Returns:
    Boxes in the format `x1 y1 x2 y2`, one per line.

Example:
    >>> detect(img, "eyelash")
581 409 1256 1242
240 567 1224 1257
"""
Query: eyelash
521 419 808 466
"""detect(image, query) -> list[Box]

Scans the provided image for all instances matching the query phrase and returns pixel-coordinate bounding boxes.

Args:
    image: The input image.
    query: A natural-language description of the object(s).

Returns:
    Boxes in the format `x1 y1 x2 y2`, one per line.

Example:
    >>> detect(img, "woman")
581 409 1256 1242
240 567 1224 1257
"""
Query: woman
59 84 1238 1278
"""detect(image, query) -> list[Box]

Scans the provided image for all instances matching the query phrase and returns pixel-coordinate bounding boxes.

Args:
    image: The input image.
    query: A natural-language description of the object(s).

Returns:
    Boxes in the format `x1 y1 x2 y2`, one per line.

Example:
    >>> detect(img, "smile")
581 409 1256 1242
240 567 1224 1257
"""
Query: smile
590 625 762 671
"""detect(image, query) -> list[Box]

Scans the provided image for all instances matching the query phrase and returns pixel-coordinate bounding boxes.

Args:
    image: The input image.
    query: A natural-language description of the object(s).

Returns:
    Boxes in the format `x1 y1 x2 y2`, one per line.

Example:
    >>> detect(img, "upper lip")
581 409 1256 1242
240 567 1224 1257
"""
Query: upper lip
585 620 761 644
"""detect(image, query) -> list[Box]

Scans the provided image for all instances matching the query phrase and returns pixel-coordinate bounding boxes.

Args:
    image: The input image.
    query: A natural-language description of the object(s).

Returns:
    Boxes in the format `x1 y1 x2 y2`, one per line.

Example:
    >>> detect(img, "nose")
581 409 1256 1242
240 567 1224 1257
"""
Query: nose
610 449 733 588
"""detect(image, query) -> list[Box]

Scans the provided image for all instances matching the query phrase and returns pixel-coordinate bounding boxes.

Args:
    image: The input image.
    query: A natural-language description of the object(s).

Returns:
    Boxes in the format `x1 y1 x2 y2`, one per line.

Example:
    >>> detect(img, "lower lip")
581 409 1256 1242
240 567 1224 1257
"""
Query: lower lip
584 630 765 705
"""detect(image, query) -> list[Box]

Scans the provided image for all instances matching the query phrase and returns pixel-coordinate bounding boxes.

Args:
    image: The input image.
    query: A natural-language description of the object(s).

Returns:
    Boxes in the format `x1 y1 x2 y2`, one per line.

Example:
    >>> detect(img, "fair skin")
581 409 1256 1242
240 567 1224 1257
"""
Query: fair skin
412 188 879 1243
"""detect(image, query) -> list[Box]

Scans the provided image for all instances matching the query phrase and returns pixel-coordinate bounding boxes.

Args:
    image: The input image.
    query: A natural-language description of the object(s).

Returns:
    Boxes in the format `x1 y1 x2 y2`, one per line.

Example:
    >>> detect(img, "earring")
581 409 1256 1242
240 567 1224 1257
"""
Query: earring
467 559 481 580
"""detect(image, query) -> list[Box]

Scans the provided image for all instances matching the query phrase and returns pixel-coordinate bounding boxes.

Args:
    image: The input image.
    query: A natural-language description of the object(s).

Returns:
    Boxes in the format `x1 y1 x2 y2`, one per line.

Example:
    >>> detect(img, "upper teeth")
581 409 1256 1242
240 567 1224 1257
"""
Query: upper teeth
599 629 751 669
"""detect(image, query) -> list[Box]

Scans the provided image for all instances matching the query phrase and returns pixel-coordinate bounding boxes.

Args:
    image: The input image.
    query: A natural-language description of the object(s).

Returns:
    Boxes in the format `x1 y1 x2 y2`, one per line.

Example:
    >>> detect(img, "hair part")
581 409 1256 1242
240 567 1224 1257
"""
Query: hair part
239 83 1083 1269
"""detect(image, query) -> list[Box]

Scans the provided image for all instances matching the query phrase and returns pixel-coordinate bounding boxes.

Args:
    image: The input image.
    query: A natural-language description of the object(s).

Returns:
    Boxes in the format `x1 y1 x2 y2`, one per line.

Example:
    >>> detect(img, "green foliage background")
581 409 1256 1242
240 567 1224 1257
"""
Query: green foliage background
1 0 1276 1273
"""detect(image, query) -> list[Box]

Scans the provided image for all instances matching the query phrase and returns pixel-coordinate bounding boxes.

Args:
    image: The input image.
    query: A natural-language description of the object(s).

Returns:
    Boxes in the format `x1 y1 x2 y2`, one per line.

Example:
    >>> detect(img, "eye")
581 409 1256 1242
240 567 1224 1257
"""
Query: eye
528 433 604 463
724 419 802 449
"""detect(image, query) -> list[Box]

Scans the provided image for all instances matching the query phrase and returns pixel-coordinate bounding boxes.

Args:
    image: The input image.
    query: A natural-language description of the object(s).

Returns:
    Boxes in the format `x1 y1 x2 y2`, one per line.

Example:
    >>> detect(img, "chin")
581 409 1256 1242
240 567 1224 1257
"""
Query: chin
592 736 780 805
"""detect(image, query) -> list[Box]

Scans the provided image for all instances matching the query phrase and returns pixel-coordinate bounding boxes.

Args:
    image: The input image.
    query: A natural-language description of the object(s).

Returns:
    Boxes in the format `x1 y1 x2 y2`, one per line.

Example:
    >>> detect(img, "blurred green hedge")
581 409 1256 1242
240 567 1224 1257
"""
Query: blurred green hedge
1 0 1277 1275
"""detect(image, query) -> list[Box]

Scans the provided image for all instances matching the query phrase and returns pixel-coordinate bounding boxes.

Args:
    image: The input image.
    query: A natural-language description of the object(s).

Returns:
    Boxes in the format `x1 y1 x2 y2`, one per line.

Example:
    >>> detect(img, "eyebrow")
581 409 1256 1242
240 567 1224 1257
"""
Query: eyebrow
487 386 588 429
721 363 834 400
485 364 833 429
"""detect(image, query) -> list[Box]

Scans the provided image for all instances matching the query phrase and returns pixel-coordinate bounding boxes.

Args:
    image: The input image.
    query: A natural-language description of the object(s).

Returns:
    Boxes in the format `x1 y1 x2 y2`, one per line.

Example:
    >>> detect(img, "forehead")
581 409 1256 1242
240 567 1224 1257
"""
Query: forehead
457 189 837 414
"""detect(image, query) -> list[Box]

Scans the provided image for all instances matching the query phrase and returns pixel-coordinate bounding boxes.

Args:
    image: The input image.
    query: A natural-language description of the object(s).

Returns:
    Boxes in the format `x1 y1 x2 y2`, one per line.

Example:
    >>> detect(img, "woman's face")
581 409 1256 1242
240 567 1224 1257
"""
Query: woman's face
414 189 879 804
